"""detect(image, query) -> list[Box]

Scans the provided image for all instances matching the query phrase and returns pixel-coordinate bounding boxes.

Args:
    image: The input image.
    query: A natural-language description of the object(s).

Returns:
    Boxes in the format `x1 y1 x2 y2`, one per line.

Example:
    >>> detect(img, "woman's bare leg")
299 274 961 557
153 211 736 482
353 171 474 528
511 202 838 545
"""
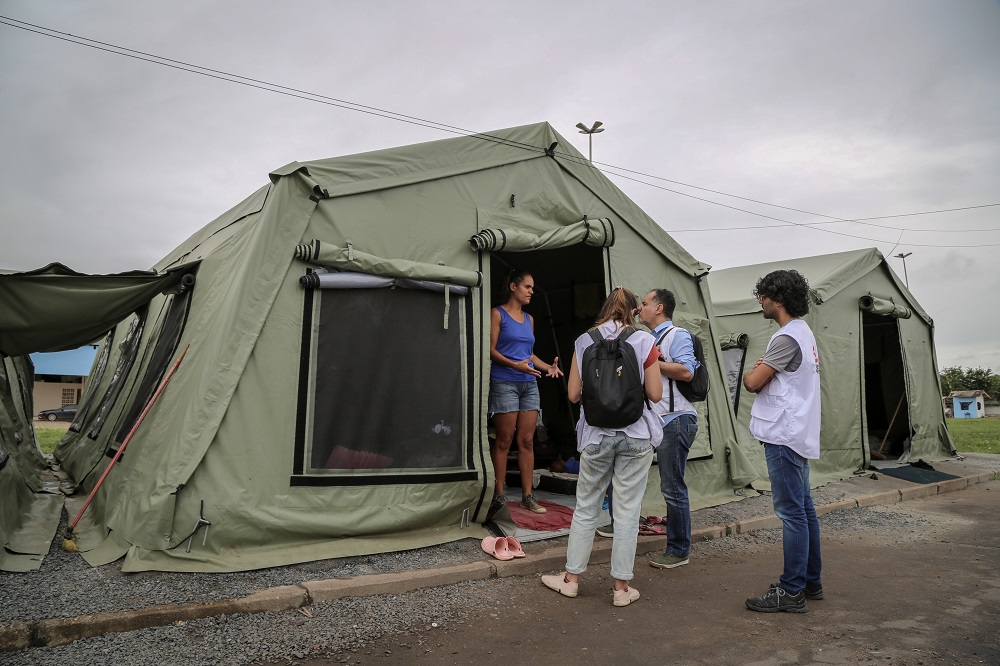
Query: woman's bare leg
515 410 538 496
491 411 517 495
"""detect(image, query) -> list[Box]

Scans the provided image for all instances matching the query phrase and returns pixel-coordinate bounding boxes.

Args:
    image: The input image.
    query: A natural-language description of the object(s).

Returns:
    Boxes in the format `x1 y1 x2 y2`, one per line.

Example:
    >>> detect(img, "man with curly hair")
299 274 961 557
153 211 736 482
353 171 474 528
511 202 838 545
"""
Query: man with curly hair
742 269 822 613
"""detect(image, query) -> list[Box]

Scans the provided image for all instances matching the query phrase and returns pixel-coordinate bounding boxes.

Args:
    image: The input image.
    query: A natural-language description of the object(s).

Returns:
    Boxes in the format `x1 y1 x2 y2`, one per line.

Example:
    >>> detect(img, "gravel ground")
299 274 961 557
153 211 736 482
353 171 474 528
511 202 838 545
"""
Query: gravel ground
2 453 996 666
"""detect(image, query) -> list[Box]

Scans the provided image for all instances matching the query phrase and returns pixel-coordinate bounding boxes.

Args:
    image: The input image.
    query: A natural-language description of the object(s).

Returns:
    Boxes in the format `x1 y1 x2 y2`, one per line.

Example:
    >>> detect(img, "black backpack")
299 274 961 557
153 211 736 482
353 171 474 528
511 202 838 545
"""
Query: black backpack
656 326 710 408
581 328 648 429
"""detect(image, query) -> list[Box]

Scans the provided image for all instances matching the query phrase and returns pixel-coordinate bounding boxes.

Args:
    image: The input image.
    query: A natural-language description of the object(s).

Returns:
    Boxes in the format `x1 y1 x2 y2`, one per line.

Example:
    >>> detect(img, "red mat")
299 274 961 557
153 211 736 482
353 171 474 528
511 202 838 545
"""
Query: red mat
506 499 574 531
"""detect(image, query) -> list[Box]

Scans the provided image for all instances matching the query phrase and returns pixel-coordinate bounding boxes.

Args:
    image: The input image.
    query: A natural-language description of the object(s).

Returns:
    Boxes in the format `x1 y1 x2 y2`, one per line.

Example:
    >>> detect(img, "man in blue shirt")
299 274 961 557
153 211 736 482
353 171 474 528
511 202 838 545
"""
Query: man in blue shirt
638 289 699 570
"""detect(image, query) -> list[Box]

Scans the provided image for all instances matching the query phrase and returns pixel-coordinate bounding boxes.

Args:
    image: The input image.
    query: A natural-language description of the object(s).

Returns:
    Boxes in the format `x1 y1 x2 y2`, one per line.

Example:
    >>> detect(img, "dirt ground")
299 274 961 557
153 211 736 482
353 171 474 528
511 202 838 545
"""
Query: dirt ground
301 481 1000 666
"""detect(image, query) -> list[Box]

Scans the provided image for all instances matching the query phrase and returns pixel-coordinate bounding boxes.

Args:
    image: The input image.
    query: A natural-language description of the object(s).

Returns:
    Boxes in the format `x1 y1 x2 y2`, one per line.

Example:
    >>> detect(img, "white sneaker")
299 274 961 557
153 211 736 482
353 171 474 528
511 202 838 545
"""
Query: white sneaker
613 585 640 607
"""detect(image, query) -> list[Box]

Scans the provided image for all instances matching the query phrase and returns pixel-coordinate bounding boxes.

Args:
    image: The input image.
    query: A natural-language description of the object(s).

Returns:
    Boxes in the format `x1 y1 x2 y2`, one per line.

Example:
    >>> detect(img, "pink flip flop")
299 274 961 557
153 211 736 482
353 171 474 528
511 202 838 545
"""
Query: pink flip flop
504 536 525 558
481 536 514 561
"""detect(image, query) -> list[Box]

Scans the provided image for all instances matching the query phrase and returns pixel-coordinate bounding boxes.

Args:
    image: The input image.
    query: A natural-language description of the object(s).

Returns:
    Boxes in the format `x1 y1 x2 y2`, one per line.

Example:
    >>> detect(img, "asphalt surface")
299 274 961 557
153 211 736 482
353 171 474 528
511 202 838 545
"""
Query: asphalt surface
298 480 1000 666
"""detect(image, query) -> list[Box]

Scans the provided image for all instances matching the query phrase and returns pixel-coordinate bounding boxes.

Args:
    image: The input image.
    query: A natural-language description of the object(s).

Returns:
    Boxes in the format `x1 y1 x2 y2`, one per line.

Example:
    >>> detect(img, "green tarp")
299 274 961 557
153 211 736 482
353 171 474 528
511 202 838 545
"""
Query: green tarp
0 263 190 357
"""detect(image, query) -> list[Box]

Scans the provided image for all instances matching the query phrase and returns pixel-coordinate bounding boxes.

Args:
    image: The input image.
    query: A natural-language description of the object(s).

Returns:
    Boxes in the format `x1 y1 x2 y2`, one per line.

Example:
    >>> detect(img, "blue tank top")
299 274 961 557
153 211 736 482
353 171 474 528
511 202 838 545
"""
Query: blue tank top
491 307 536 382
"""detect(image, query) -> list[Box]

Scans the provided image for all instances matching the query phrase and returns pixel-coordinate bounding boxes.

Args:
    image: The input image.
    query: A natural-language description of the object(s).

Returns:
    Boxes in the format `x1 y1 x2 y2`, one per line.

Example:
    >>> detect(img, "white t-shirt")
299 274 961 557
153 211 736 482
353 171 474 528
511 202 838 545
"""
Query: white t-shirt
573 321 664 452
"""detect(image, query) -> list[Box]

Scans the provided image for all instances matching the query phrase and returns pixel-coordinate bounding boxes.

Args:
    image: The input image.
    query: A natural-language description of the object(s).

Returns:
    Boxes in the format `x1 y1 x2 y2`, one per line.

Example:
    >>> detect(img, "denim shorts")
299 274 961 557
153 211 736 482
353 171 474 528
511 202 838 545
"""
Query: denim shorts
489 380 540 414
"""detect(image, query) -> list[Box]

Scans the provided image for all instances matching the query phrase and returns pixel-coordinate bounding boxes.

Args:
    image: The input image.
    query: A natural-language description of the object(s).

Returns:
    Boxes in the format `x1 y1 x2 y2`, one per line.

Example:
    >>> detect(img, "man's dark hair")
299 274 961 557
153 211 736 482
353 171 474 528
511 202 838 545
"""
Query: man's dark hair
649 289 676 318
752 270 810 317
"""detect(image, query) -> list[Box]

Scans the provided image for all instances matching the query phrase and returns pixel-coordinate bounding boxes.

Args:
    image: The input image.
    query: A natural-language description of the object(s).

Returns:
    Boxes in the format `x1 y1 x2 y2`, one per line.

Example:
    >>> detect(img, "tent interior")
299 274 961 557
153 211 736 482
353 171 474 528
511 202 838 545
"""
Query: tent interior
488 246 607 471
863 312 912 461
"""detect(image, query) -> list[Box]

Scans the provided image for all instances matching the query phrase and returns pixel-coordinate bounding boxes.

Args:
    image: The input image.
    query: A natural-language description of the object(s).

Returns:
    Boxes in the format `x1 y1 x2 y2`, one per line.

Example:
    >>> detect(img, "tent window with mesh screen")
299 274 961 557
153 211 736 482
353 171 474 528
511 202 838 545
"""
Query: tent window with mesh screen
294 275 470 482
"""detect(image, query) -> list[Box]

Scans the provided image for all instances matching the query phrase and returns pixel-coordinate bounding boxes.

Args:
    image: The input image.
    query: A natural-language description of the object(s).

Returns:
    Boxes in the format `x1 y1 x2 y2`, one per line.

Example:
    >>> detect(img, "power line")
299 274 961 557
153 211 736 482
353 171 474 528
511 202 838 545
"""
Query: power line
664 205 1000 233
2 15 998 248
0 16 550 153
600 168 1000 247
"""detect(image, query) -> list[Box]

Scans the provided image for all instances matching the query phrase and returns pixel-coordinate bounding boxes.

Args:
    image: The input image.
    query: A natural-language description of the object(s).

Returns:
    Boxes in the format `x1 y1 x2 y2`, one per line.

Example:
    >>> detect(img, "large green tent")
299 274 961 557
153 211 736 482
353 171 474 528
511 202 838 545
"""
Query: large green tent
708 248 955 485
1 123 759 572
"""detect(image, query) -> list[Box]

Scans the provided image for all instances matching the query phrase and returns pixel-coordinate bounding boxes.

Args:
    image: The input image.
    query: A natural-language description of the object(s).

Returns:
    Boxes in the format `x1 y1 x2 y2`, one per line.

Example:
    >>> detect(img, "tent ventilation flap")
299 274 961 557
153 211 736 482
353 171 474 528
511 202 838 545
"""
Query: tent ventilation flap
859 294 911 319
719 332 750 350
469 216 614 252
294 239 481 288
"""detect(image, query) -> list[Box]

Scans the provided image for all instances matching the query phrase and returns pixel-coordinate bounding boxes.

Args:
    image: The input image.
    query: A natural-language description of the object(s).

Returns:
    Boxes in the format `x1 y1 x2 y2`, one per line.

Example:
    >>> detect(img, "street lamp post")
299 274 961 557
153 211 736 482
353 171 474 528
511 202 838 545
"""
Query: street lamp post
894 252 913 288
576 121 604 161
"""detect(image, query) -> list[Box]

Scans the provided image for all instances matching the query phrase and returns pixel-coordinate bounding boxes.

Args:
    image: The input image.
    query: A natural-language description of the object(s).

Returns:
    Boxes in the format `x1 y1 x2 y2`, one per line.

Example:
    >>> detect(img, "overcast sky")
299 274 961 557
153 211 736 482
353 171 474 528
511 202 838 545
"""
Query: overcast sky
1 1 998 371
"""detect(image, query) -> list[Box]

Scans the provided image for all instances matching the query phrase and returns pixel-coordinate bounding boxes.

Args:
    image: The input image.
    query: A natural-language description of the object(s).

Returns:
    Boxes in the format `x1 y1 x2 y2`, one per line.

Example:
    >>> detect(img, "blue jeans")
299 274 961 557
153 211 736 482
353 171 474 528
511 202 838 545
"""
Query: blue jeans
764 443 822 594
566 433 654 581
657 414 697 558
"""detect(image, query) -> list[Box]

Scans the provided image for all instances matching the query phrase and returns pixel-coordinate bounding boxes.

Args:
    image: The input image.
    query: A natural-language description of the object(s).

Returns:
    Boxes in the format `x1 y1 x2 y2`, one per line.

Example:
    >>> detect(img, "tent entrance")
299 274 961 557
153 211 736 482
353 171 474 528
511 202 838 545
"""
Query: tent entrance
862 312 911 460
489 245 607 474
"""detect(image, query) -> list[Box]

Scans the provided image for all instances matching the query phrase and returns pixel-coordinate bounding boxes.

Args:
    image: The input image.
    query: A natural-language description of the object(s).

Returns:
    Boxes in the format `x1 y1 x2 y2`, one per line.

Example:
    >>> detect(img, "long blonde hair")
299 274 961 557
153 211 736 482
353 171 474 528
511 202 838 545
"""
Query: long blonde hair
590 286 638 331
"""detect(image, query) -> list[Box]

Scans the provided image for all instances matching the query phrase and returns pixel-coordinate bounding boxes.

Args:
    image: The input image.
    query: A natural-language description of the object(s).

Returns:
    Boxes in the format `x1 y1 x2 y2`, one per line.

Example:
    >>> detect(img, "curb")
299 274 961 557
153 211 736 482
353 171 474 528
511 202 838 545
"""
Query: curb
3 469 996 652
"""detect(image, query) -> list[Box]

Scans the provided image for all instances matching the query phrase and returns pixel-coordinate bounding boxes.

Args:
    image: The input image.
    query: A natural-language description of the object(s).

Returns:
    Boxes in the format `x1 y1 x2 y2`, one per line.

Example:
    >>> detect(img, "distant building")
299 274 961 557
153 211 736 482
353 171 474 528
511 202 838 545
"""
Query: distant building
29 345 98 415
948 390 991 419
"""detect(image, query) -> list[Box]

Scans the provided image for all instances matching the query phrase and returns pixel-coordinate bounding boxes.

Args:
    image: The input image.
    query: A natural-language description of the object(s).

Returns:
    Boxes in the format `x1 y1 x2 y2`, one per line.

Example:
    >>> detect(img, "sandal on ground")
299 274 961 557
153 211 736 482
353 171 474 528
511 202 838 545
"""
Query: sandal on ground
481 536 514 561
504 536 525 558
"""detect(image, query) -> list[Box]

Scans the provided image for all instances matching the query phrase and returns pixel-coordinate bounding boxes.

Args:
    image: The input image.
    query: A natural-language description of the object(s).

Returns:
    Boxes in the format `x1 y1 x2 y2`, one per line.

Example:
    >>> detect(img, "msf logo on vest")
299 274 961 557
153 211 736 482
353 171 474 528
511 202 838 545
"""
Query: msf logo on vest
812 345 820 373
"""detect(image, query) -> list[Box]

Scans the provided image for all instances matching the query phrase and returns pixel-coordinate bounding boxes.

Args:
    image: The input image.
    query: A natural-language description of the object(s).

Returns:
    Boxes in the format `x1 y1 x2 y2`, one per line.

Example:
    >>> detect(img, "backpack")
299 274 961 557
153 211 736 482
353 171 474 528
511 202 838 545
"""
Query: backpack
581 328 648 429
656 326 710 408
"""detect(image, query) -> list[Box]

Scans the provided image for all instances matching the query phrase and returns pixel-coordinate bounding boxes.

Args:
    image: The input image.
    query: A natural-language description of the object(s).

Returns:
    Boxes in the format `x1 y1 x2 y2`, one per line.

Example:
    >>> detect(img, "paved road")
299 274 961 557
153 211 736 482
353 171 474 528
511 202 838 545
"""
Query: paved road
302 481 1000 666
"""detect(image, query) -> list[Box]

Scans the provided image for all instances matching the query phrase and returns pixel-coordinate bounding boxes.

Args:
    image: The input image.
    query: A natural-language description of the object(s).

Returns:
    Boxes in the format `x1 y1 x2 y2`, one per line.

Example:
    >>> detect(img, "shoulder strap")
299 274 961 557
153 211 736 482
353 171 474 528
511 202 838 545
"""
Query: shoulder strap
656 326 677 412
655 325 675 347
588 329 603 345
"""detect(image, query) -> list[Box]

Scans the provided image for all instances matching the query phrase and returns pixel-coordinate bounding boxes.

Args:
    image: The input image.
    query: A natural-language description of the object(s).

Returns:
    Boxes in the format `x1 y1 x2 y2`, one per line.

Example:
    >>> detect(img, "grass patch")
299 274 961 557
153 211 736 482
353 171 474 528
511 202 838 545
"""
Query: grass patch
35 427 67 454
948 417 1000 455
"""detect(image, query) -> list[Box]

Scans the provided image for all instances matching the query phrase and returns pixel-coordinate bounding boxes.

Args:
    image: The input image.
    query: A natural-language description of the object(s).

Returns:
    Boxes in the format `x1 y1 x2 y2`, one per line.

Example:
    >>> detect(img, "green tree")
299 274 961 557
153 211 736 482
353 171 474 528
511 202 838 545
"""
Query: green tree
939 366 1000 398
939 366 966 395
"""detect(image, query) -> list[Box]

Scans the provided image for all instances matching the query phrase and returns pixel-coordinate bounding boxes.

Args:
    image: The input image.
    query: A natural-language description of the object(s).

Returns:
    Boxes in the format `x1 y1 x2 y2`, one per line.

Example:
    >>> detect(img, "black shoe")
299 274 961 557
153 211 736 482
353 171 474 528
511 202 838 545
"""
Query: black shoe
746 585 807 613
484 493 508 521
770 581 823 600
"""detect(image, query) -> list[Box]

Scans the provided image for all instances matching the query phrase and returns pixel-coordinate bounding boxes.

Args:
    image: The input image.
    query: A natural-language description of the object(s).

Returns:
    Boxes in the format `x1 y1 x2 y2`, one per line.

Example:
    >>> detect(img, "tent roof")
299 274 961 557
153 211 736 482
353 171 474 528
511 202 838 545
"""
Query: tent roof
708 247 932 325
160 122 708 278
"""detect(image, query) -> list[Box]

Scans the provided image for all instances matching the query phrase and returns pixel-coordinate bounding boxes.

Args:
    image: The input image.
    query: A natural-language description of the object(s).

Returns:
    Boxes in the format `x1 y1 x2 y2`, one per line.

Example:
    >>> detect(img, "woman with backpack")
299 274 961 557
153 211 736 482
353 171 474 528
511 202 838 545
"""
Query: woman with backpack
541 286 663 607
487 268 563 519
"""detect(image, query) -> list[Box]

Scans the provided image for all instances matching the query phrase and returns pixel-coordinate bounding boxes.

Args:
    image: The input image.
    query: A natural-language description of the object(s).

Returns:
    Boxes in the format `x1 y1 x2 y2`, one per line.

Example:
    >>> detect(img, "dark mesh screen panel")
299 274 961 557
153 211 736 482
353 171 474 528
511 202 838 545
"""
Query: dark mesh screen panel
722 347 748 412
87 310 147 440
69 331 113 433
115 289 192 444
310 288 464 472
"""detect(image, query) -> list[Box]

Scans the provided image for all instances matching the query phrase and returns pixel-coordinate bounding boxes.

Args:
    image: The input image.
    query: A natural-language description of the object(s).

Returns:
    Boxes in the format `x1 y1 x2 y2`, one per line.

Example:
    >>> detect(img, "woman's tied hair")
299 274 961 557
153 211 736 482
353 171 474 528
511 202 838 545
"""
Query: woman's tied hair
593 285 639 329
752 269 811 317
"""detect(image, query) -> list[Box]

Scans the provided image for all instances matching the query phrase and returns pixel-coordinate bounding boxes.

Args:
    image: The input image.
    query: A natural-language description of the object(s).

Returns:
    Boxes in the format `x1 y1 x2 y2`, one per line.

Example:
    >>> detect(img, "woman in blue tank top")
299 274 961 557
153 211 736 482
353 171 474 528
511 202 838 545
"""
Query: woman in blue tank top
487 269 563 519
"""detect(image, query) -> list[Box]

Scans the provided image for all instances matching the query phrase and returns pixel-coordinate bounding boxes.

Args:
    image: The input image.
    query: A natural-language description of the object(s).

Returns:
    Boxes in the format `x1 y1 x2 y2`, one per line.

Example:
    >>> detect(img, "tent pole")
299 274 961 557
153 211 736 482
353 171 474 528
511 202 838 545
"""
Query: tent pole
874 394 905 459
542 291 576 434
